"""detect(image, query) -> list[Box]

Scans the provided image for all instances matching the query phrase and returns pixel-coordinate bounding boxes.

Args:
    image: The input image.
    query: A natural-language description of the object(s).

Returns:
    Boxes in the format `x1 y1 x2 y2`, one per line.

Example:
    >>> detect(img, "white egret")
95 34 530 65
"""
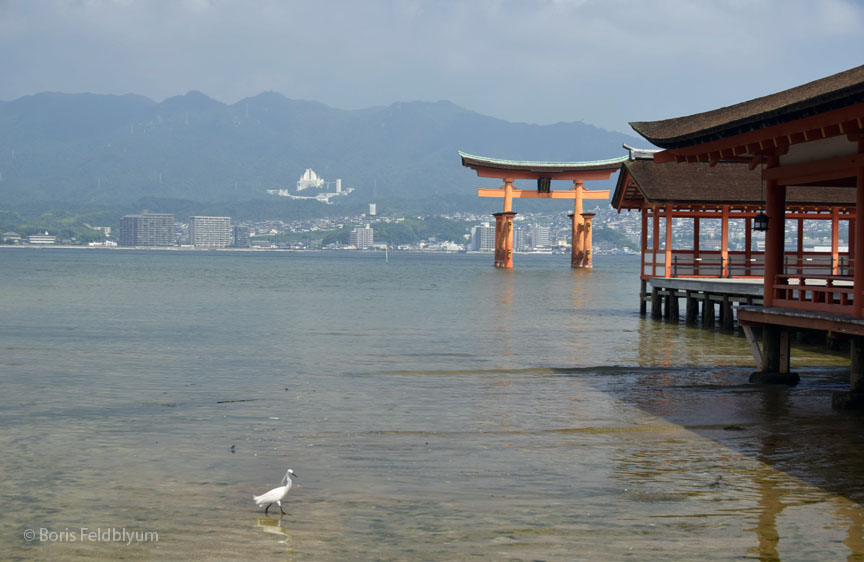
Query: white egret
253 468 298 515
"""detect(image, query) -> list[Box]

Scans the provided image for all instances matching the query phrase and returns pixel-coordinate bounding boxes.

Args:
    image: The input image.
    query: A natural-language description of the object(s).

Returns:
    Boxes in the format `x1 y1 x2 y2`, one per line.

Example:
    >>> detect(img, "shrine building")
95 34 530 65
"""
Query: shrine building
629 64 864 407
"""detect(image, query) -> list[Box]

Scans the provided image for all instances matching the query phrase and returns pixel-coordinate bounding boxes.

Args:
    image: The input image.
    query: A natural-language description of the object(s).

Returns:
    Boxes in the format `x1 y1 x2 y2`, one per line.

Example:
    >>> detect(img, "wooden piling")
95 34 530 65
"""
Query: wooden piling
721 296 734 331
669 291 679 321
702 294 714 325
639 279 647 316
685 291 699 324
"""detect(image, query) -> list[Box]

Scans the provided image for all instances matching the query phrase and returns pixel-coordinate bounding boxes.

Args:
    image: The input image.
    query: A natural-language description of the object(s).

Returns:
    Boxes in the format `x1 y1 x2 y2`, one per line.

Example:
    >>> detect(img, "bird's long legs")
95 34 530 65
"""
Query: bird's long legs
264 503 286 516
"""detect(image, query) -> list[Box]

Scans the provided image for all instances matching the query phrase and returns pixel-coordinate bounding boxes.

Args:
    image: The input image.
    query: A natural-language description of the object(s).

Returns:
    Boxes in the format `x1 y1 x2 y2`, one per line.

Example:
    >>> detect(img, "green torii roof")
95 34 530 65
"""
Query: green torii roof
459 151 628 174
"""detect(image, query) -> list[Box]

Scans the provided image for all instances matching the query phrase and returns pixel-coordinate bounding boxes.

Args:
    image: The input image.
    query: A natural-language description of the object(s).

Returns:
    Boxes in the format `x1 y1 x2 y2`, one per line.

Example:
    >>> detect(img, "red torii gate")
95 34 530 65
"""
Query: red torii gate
459 152 627 268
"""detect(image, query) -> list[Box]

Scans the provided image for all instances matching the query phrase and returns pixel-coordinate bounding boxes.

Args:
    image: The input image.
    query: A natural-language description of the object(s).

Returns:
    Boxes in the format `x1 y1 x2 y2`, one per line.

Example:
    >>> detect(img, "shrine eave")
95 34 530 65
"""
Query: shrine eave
459 151 628 175
629 65 864 150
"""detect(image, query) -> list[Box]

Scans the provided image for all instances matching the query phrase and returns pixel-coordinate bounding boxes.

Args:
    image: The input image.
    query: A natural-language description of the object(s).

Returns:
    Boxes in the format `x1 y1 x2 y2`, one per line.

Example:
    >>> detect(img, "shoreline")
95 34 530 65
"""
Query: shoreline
0 245 639 256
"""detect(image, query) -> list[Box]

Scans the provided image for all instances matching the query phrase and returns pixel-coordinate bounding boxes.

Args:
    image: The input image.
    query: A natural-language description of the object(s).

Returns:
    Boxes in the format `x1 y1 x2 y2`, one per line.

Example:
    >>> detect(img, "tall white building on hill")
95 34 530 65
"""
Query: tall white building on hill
296 169 325 191
267 168 355 204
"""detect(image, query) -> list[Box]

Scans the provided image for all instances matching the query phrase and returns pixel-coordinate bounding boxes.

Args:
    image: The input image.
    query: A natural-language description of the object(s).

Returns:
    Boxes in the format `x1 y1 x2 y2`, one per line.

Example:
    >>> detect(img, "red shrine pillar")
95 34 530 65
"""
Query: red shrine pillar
581 213 595 268
493 211 517 268
855 143 864 316
763 157 785 308
753 155 793 380
570 180 593 268
664 204 673 278
831 207 840 275
721 205 730 277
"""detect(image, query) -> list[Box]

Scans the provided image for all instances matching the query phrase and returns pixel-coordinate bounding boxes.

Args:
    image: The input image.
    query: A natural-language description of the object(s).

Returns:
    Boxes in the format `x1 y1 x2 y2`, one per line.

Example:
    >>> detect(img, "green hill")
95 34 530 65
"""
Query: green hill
0 91 641 212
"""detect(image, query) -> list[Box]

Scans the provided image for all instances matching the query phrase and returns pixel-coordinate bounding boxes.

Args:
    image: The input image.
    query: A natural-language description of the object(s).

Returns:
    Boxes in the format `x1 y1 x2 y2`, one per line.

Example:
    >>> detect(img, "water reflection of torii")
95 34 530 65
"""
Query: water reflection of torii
459 152 627 269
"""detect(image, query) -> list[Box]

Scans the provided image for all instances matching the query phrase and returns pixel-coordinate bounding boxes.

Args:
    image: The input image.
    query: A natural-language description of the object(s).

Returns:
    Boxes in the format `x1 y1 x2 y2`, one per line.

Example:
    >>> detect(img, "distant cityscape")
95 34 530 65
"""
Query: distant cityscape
1 204 638 254
0 202 847 253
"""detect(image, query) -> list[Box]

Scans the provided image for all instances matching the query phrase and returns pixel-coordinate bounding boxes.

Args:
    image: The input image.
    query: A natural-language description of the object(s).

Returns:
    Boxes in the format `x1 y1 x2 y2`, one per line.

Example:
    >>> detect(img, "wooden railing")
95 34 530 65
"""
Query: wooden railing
642 250 852 280
772 274 855 315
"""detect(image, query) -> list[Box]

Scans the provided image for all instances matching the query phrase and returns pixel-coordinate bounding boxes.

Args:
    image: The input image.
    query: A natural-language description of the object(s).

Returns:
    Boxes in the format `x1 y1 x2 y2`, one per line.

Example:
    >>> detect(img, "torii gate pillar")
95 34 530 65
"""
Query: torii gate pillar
493 211 517 268
572 209 596 268
570 180 589 268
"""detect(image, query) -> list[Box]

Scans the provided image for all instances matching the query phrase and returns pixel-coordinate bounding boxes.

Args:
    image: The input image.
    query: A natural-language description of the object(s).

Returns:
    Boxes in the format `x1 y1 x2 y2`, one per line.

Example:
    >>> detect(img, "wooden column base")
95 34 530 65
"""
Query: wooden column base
749 372 800 385
493 212 517 268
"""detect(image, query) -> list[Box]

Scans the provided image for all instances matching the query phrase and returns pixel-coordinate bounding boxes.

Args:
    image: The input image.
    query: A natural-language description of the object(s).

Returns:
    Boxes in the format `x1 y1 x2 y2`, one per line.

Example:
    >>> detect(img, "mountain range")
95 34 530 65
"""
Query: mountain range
0 90 642 213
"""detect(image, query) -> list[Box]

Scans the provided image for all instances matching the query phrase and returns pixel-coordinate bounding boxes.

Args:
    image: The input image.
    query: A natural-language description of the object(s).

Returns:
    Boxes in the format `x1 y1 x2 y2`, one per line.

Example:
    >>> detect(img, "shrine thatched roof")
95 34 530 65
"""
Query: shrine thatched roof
630 65 864 150
613 159 855 209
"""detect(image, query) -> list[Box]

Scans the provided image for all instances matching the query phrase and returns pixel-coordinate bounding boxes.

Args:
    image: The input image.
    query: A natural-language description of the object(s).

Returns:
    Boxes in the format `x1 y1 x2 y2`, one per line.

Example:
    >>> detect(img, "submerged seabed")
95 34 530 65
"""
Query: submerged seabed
0 249 861 561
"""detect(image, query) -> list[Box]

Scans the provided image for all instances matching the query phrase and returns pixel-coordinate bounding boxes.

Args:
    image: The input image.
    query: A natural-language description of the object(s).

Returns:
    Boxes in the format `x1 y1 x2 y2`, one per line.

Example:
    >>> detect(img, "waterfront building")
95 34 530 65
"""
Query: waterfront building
629 64 864 404
189 216 231 248
2 232 21 244
233 225 251 248
611 147 854 282
119 214 175 247
28 232 56 245
513 228 526 251
470 223 496 251
530 226 551 249
350 224 373 248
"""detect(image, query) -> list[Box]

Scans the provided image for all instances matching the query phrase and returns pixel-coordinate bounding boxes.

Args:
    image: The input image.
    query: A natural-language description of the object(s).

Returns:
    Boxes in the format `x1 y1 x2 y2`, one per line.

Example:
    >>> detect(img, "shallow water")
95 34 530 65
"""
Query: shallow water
0 249 861 560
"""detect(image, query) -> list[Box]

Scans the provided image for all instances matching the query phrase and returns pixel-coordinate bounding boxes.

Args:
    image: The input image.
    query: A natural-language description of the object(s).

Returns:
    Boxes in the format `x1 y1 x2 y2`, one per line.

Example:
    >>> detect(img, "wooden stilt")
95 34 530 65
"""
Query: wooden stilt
750 324 799 385
651 287 662 319
721 296 734 330
702 294 714 325
779 329 791 374
669 291 679 321
639 279 647 316
685 291 698 324
742 325 763 370
835 312 864 407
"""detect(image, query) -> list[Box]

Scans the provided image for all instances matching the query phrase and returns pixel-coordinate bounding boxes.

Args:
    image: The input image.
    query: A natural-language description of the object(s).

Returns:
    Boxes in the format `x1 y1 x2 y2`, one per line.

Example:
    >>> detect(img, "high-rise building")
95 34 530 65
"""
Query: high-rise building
119 214 175 247
470 223 496 251
350 224 374 248
232 225 251 248
530 226 551 249
189 216 231 248
513 228 527 251
369 203 377 216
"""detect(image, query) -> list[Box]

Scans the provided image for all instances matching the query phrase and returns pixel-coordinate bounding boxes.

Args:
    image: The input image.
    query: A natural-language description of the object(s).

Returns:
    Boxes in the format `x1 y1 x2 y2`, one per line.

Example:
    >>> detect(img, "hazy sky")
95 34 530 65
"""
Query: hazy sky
1 0 862 135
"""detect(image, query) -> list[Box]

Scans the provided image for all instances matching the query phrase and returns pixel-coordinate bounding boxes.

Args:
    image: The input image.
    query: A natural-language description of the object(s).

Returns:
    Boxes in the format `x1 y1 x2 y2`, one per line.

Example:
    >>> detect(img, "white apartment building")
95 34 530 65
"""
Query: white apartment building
470 223 496 251
350 224 374 248
189 216 231 248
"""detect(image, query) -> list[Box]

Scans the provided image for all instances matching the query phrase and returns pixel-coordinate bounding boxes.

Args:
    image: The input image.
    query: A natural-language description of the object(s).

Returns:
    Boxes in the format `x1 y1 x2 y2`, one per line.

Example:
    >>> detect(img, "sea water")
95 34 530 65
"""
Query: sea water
0 248 862 560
